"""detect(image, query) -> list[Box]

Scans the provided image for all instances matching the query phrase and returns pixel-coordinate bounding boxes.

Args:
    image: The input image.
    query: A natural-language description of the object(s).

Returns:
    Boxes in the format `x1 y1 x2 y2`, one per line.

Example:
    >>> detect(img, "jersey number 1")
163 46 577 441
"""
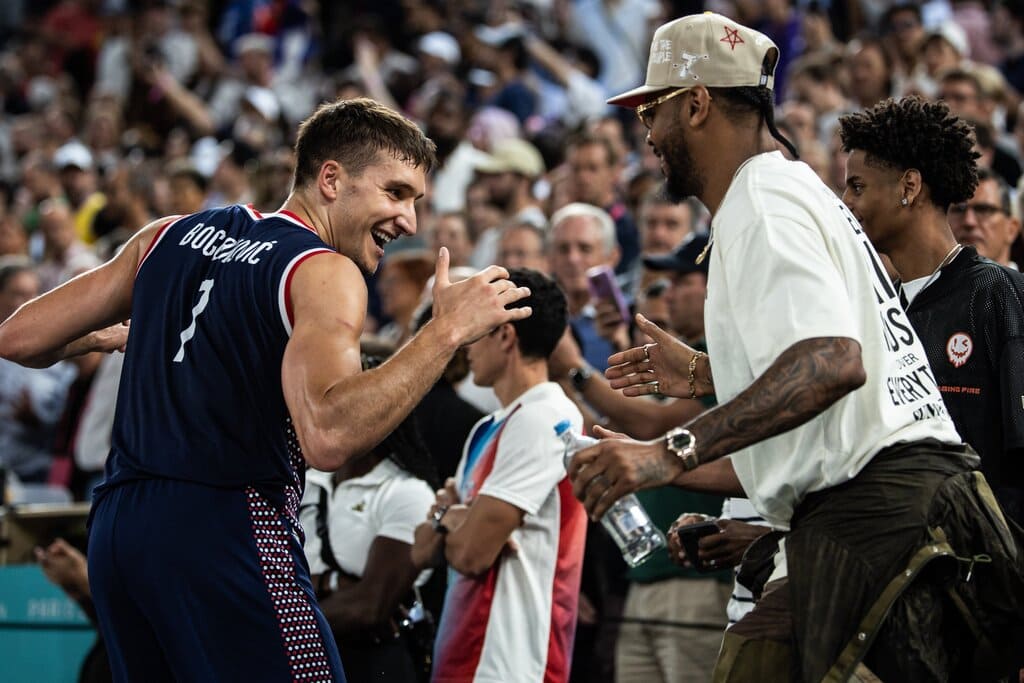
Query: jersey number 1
173 279 215 363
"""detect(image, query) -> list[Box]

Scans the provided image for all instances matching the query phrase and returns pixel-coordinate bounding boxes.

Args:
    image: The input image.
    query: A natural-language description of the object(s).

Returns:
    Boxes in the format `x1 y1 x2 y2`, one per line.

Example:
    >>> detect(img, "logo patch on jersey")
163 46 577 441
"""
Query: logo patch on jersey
946 332 973 368
351 501 366 513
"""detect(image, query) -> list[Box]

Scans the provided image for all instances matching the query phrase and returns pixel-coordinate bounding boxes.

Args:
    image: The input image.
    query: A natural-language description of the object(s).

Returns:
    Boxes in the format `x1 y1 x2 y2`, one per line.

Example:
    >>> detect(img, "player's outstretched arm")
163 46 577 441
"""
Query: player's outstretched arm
282 247 532 472
0 217 170 368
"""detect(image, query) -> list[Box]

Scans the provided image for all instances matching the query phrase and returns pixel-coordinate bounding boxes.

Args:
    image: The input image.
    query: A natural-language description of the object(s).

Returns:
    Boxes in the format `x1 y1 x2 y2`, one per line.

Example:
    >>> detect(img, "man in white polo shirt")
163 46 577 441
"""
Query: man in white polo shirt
568 12 1024 682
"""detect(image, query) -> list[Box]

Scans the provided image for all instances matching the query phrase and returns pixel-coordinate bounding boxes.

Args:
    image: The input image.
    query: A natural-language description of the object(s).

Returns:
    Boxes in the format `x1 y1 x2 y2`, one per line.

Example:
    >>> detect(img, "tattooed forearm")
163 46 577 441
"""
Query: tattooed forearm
684 337 865 465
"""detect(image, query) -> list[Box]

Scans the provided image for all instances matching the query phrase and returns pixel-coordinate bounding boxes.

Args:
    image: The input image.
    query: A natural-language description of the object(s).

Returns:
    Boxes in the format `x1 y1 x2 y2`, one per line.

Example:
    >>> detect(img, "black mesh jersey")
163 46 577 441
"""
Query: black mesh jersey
903 246 1024 524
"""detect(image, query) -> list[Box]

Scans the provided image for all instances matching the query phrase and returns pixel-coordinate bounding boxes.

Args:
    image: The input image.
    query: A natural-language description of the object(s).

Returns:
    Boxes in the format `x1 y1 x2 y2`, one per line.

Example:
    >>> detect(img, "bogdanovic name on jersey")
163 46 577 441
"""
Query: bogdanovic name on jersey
178 221 276 265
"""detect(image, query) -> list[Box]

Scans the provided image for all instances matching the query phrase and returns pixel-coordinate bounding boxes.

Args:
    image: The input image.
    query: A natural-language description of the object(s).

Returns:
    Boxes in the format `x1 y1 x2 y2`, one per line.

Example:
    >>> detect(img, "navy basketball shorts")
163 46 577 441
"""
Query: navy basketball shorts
87 479 346 682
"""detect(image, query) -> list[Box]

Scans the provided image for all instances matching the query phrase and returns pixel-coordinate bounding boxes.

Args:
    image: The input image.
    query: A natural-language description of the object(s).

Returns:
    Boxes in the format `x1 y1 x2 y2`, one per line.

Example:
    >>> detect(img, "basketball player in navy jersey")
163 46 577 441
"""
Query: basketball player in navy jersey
0 98 533 682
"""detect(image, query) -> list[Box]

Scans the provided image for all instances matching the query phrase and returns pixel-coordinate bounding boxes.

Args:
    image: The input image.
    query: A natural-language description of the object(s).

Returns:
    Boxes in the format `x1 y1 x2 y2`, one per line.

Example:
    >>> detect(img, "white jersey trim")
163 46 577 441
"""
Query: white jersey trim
277 248 335 337
241 204 263 222
135 214 185 277
264 210 319 234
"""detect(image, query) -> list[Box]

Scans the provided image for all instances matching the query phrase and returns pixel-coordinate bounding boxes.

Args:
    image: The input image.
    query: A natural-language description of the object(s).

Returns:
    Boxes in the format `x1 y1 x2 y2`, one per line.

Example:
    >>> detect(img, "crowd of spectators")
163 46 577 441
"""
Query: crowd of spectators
6 0 1024 680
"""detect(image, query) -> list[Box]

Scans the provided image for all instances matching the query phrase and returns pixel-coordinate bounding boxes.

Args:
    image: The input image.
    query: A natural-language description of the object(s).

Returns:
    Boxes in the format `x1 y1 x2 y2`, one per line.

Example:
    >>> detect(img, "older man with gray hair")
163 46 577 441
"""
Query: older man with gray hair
548 202 622 371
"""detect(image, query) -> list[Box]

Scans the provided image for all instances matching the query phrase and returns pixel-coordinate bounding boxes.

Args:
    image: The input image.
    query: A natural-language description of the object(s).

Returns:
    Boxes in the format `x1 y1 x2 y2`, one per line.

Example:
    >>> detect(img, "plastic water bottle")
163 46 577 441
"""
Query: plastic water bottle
555 420 666 567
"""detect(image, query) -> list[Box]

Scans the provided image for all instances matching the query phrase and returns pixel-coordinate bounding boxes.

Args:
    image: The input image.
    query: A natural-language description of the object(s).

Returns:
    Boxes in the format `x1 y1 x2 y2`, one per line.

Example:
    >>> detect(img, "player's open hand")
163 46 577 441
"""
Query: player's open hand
431 248 532 345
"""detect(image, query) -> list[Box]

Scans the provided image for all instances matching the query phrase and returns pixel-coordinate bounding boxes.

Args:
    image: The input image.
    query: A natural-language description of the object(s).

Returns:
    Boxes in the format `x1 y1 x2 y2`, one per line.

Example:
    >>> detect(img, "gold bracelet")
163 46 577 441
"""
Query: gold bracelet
688 351 707 400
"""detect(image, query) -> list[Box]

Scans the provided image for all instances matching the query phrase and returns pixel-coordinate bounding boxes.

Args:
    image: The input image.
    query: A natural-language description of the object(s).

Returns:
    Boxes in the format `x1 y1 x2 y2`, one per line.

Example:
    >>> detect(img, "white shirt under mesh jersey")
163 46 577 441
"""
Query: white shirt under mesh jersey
705 152 963 530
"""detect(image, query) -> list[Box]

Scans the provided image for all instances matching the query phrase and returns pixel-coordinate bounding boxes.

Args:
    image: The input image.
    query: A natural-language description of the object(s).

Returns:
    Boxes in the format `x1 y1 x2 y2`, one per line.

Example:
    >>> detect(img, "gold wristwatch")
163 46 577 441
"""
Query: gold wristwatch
664 427 699 471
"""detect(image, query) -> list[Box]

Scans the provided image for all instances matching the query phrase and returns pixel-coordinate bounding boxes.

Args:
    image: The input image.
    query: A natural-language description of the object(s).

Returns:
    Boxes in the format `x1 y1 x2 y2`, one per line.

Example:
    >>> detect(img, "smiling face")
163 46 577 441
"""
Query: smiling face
331 154 426 274
843 149 904 253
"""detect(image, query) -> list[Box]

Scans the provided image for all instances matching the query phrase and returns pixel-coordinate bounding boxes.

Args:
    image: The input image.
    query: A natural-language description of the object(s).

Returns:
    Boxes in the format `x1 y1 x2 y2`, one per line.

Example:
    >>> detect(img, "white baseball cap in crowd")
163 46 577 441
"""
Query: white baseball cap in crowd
418 32 461 66
53 141 94 171
923 21 969 58
243 86 281 122
235 32 274 56
607 12 780 108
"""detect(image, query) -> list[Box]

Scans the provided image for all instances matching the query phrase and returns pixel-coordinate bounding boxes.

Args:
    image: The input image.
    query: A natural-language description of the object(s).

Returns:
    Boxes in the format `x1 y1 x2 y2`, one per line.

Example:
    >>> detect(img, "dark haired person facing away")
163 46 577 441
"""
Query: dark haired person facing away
0 98 533 682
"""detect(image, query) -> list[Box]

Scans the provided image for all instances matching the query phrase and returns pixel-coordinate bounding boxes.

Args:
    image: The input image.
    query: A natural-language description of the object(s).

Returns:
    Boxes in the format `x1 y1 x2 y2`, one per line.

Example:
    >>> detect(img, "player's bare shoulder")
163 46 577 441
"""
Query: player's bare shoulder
288 250 369 331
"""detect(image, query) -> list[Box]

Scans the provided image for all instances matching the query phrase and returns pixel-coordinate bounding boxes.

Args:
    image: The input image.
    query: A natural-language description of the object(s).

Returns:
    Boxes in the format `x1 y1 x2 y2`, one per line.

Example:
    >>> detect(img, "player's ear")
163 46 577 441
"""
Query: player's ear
318 160 344 201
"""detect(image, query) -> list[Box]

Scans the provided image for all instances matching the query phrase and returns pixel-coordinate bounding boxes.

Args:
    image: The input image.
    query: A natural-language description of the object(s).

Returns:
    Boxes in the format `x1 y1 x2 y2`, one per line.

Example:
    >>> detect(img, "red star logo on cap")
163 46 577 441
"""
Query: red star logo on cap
720 26 744 50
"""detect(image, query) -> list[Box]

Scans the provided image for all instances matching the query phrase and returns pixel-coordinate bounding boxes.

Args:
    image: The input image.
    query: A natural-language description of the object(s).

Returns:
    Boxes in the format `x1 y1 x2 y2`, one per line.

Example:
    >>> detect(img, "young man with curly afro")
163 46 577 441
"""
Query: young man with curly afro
841 96 1024 529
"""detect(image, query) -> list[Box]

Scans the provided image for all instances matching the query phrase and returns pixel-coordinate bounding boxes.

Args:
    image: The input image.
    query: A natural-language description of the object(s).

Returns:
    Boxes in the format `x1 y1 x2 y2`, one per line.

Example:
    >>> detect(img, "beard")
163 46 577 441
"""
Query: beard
659 128 704 203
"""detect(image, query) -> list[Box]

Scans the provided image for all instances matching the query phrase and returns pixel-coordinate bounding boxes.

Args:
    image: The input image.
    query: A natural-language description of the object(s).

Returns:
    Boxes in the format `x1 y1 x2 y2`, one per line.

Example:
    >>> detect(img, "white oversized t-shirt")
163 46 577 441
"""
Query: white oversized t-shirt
705 151 962 529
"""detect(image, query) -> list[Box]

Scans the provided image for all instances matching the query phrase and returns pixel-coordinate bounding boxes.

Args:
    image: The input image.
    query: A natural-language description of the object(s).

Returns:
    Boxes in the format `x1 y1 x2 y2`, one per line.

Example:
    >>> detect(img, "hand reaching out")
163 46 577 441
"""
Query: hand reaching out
605 314 710 399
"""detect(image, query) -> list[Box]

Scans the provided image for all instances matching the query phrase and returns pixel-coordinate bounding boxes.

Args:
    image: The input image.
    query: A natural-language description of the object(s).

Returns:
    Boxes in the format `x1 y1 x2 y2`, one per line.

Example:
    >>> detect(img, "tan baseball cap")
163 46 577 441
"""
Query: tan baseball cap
475 139 545 178
608 12 780 108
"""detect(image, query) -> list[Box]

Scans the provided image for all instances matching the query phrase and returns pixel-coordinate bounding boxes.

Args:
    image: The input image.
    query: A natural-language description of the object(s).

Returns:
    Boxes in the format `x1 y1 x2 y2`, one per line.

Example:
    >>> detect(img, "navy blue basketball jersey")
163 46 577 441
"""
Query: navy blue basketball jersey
99 205 336 512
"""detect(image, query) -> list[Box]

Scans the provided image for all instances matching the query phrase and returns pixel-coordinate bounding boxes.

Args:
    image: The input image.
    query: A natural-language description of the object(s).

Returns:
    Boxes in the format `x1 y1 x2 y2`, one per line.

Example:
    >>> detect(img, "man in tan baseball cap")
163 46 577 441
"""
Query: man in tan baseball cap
607 12 780 108
474 138 547 231
474 138 546 178
568 12 1008 683
606 12 796 208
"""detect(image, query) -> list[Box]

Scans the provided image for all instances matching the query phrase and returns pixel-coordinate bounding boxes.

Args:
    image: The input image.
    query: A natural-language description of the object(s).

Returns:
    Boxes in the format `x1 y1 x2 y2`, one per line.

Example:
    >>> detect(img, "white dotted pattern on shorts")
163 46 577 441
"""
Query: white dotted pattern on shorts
246 486 335 682
284 417 304 532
